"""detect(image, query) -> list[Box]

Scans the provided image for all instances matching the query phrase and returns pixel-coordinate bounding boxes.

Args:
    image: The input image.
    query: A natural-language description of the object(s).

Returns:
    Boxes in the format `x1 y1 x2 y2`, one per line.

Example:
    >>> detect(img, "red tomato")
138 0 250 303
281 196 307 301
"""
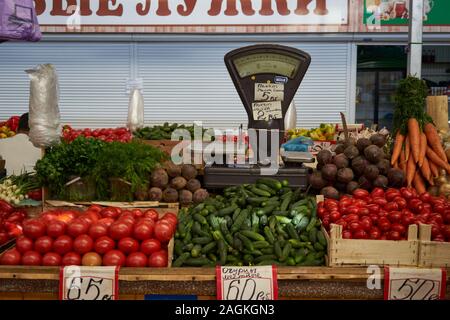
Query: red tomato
118 237 139 254
342 230 352 239
73 235 94 255
388 230 401 240
21 251 42 266
348 221 362 233
378 217 391 232
400 188 415 199
430 224 441 238
353 229 368 239
372 197 388 207
370 187 385 198
335 219 347 229
16 236 34 253
140 239 161 255
433 204 445 214
402 213 416 226
344 205 359 216
380 234 388 240
393 196 407 210
88 223 109 239
420 192 432 203
88 205 102 213
352 189 369 199
329 211 341 223
357 207 369 217
119 216 136 227
23 219 46 239
53 235 73 255
126 252 148 267
353 199 368 208
103 250 126 266
154 221 175 243
432 235 445 242
321 218 330 230
131 209 143 218
148 250 168 267
46 220 66 238
385 189 401 201
94 236 115 255
429 213 443 225
42 252 62 266
441 225 450 240
360 217 372 231
388 211 402 224
98 218 115 228
366 204 380 215
384 202 399 212
408 198 423 213
444 211 450 224
67 220 89 238
0 249 21 265
369 213 379 225
422 203 432 213
62 252 81 266
81 252 102 266
133 222 154 241
144 209 159 222
317 207 327 219
369 227 381 239
84 211 100 224
162 212 178 226
391 223 406 235
339 197 353 207
34 236 54 254
109 222 132 240
100 208 119 219
344 214 359 223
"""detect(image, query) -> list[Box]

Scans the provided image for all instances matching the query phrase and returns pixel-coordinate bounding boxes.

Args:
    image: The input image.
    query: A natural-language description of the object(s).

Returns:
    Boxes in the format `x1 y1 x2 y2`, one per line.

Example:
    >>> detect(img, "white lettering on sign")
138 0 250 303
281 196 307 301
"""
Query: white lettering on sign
252 101 283 121
35 0 348 26
216 265 278 300
255 83 284 102
60 266 119 300
384 267 447 300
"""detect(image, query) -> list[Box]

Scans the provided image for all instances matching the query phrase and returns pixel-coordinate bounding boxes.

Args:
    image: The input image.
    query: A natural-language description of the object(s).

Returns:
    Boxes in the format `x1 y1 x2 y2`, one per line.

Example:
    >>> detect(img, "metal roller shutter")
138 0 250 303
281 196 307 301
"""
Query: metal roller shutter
0 40 352 129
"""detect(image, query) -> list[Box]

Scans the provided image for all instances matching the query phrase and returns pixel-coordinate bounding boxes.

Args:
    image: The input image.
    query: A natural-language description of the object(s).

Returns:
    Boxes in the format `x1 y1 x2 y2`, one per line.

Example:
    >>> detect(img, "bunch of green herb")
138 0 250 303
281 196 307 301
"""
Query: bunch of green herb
93 140 167 199
393 76 433 134
34 137 106 197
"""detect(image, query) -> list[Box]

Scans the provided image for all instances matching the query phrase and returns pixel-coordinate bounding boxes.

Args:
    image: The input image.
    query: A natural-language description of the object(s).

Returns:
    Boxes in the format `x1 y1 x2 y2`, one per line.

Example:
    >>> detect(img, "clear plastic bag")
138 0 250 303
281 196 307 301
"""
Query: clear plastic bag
127 88 144 132
26 64 61 148
0 0 41 42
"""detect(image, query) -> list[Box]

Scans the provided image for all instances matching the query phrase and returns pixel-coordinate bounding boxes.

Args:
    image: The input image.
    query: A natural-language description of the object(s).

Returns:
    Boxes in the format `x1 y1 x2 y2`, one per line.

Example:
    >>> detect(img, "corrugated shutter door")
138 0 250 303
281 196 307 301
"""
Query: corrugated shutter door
138 42 351 129
0 42 131 128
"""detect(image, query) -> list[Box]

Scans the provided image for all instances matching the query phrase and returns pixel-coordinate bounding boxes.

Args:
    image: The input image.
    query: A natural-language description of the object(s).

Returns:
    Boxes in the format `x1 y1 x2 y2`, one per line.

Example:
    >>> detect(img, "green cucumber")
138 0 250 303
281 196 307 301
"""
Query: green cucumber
280 193 292 212
172 252 191 267
286 223 299 240
217 204 238 217
201 241 217 254
240 230 265 242
191 244 202 258
274 241 283 260
184 257 211 267
192 237 213 245
256 183 277 196
281 242 292 262
236 233 254 251
309 228 318 244
253 241 270 249
250 186 272 197
254 254 277 264
317 230 327 246
306 217 317 232
230 209 249 233
218 239 227 265
257 178 282 190
193 213 208 225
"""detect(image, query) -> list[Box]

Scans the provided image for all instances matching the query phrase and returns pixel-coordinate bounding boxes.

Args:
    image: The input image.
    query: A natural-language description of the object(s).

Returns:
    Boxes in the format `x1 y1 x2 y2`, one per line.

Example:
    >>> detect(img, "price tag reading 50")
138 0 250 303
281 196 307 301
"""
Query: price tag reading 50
59 266 119 300
216 265 278 300
384 267 447 300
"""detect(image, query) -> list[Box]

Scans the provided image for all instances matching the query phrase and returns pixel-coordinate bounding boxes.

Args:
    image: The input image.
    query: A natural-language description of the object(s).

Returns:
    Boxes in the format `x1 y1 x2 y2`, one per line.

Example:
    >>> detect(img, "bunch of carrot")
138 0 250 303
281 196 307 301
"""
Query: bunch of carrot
391 119 449 193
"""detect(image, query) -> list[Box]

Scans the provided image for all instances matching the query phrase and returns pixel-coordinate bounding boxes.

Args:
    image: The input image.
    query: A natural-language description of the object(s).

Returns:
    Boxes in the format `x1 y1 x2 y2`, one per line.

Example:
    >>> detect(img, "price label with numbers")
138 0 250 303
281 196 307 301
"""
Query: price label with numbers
252 101 282 121
254 83 284 102
384 267 447 300
59 266 119 300
216 265 278 300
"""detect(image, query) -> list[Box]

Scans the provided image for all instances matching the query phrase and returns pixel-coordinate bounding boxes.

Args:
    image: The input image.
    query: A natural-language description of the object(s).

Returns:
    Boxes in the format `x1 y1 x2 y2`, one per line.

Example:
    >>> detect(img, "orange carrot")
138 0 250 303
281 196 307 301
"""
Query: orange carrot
429 159 439 178
424 122 448 162
408 118 420 163
418 132 427 167
406 153 416 187
413 171 426 194
405 135 410 162
426 146 450 171
420 157 433 185
391 132 405 166
399 148 406 172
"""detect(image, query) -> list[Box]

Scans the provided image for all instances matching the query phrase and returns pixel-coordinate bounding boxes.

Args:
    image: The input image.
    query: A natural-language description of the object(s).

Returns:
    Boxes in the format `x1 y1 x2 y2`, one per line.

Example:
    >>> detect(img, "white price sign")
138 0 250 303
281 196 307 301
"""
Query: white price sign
384 267 447 300
216 265 278 300
255 83 284 102
59 266 119 300
252 101 283 121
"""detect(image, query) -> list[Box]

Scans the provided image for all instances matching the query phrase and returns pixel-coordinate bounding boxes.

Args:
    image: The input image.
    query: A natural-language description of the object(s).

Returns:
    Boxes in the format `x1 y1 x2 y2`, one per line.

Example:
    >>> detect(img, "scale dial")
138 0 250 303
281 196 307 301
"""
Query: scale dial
233 53 301 79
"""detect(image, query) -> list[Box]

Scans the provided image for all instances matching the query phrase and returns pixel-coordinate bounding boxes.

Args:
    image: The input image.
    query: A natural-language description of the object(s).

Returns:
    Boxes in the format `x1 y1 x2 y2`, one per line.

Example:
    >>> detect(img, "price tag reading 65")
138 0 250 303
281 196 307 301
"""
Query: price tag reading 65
216 265 278 300
59 266 119 300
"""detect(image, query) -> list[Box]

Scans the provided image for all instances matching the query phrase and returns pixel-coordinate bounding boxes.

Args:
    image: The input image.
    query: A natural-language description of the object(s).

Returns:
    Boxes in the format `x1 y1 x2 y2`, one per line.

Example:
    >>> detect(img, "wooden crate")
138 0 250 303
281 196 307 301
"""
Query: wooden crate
418 224 450 268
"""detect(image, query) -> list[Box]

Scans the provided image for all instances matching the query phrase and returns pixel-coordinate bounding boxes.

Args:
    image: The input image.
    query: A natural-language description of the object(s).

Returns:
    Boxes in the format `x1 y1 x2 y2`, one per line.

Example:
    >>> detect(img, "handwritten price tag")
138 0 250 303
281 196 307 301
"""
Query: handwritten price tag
216 265 278 300
252 101 282 121
254 83 284 102
384 267 447 300
59 266 119 300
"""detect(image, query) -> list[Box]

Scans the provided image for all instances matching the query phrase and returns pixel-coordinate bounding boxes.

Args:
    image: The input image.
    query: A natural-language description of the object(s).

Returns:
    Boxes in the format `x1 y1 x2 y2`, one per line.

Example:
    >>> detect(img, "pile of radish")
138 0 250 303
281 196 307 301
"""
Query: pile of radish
0 206 177 267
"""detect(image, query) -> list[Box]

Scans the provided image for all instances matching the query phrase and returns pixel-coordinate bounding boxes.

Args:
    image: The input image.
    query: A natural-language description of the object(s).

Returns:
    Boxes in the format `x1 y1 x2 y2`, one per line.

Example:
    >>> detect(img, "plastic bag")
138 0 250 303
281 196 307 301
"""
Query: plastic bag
282 136 313 152
127 88 144 132
0 0 41 42
27 64 61 148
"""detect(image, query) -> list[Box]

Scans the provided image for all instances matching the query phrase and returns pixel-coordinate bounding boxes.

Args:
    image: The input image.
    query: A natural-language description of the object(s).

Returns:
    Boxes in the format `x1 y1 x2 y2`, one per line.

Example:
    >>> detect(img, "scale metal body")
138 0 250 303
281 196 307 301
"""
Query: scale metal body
204 44 314 189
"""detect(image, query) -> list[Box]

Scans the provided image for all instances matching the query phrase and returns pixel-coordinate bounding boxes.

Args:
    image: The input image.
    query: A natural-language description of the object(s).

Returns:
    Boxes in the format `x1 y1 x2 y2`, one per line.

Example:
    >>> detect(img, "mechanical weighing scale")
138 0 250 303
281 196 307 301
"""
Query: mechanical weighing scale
203 44 314 189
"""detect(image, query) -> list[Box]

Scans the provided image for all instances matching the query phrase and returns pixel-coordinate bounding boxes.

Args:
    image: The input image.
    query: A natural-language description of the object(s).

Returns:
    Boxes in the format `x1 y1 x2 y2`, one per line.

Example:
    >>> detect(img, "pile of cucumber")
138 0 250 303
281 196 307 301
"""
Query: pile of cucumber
173 178 327 267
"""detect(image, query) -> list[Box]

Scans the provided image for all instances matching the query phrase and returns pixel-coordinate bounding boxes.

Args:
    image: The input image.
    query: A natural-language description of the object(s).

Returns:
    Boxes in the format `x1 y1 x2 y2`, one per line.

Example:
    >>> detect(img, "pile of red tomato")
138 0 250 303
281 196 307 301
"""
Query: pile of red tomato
0 200 26 246
0 206 177 267
62 125 132 143
318 187 450 242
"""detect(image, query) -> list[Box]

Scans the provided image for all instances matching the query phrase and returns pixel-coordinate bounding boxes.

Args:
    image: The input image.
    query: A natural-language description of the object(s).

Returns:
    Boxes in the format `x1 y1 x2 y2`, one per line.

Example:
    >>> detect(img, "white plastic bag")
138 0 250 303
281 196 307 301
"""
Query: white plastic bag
127 88 144 132
26 64 60 148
